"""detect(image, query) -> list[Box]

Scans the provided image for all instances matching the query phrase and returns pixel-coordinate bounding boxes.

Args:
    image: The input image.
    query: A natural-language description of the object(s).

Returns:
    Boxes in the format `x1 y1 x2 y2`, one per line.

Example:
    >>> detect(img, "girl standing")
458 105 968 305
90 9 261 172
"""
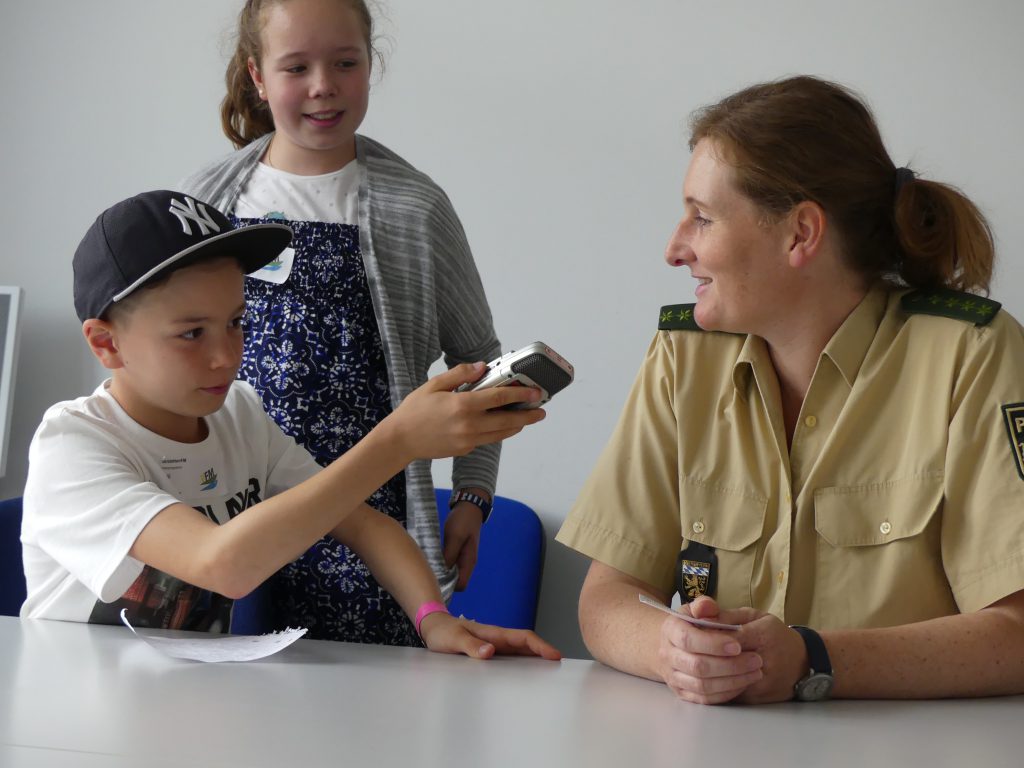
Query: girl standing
182 0 501 644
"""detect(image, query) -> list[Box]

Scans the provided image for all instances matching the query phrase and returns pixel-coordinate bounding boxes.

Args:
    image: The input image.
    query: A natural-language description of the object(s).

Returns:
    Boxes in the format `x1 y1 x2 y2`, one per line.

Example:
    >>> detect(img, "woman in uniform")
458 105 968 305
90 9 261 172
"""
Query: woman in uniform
557 75 1024 704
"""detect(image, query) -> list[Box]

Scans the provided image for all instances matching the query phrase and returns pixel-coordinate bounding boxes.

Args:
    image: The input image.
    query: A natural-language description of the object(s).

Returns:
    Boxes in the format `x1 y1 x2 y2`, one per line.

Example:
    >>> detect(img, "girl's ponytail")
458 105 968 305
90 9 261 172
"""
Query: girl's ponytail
221 46 274 148
220 1 274 148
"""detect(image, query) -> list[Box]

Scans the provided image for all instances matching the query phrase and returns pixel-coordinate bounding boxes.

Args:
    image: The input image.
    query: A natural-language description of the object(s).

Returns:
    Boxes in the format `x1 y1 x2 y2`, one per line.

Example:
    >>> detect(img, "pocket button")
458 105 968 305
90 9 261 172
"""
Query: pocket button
879 521 892 535
692 521 705 534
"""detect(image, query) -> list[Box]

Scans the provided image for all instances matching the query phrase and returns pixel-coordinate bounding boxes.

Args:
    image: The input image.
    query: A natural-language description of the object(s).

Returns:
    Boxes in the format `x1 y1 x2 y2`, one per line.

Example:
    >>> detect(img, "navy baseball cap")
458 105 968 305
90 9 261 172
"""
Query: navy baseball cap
73 190 292 322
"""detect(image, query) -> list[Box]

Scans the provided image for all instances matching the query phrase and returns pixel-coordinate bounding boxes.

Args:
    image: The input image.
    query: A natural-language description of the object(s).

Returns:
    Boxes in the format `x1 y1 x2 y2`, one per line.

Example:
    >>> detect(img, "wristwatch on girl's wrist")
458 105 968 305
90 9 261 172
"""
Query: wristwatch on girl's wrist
448 489 493 523
790 625 834 702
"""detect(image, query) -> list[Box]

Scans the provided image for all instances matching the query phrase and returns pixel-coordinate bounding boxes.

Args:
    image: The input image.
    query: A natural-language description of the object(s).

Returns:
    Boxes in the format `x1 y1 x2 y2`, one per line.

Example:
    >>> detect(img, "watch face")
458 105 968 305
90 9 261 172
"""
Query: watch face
796 673 834 702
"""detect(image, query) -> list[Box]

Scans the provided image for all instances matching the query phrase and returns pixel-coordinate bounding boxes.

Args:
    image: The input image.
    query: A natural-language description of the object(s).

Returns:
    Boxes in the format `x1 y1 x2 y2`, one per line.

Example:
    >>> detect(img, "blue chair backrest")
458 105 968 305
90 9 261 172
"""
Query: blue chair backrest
436 489 545 631
229 576 275 635
0 496 26 617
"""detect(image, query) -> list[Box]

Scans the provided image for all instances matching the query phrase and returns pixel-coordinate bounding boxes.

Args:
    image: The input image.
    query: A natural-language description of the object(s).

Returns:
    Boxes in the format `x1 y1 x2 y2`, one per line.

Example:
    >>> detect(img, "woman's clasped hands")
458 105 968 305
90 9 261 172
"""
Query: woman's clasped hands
656 596 809 704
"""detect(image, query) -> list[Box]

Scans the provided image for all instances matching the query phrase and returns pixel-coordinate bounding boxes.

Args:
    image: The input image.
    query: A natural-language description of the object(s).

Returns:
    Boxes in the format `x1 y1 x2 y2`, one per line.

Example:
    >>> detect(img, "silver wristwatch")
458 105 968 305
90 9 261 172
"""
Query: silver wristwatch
790 625 834 702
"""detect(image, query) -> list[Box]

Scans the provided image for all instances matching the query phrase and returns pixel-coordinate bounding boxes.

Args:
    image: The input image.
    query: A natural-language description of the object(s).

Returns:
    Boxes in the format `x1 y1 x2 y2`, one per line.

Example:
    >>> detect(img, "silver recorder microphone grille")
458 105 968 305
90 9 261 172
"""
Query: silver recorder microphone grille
511 355 573 396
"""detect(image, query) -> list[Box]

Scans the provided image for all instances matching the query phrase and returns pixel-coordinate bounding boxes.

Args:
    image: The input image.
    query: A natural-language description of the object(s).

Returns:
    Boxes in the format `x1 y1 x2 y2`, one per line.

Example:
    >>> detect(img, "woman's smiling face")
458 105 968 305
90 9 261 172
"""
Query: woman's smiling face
664 139 793 335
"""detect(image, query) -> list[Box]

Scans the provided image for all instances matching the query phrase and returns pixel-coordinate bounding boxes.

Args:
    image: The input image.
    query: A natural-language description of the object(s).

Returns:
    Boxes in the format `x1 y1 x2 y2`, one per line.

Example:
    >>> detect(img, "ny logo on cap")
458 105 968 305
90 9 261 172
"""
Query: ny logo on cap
168 196 221 237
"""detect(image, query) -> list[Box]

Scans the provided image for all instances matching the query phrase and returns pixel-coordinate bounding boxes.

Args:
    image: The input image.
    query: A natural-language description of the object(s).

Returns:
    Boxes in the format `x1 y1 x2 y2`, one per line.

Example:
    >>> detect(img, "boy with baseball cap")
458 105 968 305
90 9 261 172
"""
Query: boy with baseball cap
20 190 559 659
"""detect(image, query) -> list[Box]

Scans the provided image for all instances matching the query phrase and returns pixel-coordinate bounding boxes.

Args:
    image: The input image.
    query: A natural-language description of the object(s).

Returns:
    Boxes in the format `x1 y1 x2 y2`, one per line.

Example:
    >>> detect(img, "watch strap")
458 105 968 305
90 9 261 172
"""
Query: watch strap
448 489 493 523
790 625 832 676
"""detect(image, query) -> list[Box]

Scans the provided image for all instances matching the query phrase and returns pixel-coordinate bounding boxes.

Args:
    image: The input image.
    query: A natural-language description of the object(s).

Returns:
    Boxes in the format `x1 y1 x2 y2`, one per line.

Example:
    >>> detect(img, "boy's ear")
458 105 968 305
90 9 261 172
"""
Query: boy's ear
82 319 125 370
785 200 827 270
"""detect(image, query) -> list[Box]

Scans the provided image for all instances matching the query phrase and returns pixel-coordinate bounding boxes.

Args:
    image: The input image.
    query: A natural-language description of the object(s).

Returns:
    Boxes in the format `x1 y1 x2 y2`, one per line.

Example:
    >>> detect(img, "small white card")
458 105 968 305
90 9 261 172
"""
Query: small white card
249 246 295 284
120 609 307 662
638 594 741 630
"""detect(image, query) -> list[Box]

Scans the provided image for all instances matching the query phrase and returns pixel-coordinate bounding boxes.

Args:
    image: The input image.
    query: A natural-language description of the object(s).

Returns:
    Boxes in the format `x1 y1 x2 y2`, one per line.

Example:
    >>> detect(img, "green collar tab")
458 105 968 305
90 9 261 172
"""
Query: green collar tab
901 289 1001 327
659 304 701 331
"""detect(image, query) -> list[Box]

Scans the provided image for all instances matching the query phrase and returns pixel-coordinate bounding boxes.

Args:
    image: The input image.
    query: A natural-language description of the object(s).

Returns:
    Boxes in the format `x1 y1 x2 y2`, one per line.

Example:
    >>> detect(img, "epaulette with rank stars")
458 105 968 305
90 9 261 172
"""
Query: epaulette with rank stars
658 304 701 331
901 289 1001 327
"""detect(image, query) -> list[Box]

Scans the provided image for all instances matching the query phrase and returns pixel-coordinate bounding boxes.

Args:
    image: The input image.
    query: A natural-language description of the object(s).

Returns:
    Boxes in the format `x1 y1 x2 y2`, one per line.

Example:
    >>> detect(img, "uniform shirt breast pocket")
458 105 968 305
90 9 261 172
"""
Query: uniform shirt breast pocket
678 478 767 607
813 472 956 628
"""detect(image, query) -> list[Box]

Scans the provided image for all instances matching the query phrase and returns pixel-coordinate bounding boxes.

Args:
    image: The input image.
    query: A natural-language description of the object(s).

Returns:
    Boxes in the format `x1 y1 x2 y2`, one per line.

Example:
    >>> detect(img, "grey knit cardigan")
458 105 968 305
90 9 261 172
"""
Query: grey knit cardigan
180 132 502 598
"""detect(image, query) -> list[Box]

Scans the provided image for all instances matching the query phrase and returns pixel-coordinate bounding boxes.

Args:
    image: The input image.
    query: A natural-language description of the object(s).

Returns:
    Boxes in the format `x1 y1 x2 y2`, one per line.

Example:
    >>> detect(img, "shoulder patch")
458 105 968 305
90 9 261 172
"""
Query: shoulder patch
1003 403 1024 481
658 304 701 331
901 289 1001 327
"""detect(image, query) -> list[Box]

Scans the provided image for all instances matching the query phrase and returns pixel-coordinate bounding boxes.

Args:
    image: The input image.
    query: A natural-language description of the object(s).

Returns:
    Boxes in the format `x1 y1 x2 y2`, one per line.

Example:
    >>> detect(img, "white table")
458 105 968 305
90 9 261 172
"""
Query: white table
2 616 1022 767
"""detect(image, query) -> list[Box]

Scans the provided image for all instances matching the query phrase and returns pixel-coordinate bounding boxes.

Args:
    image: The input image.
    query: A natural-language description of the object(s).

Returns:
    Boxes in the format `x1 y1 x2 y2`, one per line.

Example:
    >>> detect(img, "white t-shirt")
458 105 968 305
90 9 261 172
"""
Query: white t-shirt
20 381 320 627
232 159 360 225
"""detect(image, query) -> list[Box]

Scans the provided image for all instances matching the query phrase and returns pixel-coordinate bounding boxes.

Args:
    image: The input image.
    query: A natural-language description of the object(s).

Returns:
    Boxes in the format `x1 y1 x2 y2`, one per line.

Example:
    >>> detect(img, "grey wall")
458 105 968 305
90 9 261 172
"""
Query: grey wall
2 1 1022 658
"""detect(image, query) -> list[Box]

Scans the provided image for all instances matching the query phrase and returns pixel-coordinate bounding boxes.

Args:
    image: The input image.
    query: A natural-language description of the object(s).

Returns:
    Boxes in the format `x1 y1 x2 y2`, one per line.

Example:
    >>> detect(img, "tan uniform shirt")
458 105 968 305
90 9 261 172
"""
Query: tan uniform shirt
557 288 1024 630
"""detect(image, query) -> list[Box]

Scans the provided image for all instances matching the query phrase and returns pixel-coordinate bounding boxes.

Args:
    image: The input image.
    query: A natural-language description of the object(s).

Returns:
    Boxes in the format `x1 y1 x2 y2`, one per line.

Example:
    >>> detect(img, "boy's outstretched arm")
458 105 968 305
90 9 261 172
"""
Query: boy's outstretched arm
130 364 546 600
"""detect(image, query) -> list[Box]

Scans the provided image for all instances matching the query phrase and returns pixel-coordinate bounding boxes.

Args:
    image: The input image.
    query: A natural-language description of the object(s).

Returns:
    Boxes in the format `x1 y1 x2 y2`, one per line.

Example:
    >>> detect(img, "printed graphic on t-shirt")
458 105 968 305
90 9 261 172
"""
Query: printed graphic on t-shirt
200 467 218 491
88 476 265 630
88 566 232 631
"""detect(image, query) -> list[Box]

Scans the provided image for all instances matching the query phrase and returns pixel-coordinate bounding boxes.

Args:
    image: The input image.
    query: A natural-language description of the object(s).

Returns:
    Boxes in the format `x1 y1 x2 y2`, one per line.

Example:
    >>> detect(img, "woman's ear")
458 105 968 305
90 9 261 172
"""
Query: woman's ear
786 200 827 270
82 319 125 370
247 57 267 101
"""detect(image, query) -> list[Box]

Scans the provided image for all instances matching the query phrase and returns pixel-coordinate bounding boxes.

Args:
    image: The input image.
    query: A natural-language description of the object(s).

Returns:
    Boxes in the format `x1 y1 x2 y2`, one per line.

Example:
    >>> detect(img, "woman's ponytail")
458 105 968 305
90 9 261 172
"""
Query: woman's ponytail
893 177 995 293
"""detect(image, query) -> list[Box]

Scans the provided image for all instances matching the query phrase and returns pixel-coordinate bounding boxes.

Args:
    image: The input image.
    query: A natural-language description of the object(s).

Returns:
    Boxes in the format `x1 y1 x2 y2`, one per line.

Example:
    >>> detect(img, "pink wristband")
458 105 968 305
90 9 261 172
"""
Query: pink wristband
414 600 449 637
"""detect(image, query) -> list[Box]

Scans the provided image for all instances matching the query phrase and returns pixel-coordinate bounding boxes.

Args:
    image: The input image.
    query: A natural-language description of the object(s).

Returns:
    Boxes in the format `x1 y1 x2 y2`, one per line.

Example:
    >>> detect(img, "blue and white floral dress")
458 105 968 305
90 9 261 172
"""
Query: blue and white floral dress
232 160 419 646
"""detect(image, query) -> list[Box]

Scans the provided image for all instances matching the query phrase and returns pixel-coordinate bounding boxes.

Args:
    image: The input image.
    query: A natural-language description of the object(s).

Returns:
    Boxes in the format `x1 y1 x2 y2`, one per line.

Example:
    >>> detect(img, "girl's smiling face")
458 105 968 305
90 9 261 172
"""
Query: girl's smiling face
248 0 371 175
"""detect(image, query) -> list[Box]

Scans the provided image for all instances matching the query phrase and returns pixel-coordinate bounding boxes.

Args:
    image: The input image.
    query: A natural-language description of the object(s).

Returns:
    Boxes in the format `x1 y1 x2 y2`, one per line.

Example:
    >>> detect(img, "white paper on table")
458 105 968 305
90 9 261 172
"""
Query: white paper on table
638 594 741 630
120 609 307 662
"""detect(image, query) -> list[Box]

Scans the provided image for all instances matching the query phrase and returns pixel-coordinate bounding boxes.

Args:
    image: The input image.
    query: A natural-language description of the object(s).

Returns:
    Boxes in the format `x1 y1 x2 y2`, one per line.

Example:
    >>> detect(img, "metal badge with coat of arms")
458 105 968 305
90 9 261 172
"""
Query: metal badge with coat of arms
674 542 718 603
